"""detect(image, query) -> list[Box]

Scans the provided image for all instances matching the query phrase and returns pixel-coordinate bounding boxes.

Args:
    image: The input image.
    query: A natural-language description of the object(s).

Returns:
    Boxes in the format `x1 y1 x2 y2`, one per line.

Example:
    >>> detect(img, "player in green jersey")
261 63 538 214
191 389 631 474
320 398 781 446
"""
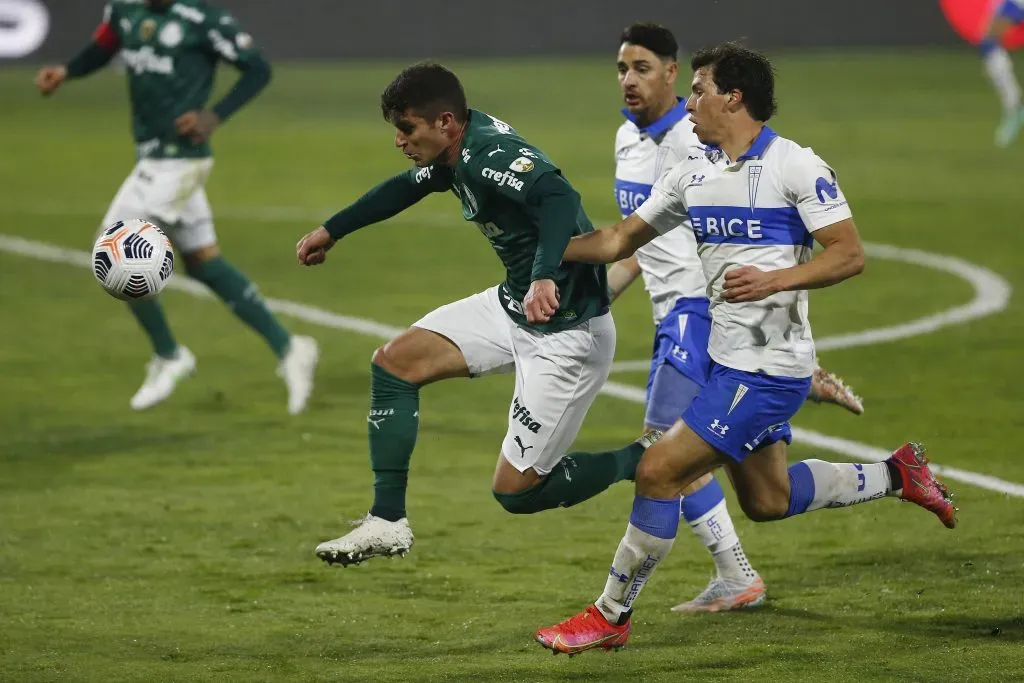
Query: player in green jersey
35 0 318 414
297 63 658 566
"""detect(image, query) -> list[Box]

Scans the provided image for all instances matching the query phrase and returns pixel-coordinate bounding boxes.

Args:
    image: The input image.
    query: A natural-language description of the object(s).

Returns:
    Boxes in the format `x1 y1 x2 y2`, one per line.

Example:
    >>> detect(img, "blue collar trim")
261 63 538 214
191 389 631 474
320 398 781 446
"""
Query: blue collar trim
738 126 778 160
622 97 688 137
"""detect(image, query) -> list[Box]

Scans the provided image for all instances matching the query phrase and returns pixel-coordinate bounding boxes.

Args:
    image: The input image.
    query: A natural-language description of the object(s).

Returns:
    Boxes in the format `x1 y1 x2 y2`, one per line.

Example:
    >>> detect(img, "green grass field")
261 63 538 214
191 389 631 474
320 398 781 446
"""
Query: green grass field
1 51 1023 682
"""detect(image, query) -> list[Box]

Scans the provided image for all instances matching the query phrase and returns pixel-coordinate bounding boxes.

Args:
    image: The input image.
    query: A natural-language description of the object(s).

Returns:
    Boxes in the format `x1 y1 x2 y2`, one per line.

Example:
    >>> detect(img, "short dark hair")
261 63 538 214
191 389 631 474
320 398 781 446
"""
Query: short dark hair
380 62 469 124
691 42 777 121
619 22 678 61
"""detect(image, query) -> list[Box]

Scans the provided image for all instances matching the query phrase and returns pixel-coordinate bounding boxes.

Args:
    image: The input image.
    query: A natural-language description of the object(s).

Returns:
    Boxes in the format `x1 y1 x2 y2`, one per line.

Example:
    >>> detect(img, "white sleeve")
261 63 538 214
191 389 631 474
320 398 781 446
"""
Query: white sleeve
783 148 853 232
634 165 689 235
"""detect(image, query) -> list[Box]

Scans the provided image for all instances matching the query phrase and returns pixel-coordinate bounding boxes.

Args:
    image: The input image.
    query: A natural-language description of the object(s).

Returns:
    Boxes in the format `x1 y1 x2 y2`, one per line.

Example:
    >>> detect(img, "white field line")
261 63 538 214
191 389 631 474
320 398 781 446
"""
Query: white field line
610 242 1012 373
0 232 1019 498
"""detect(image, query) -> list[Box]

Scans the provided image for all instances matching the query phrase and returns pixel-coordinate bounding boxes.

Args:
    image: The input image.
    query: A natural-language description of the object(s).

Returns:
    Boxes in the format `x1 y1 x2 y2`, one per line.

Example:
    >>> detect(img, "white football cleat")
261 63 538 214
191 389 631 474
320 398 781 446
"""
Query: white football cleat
315 514 414 567
670 575 766 613
808 365 864 415
129 346 196 410
277 335 319 415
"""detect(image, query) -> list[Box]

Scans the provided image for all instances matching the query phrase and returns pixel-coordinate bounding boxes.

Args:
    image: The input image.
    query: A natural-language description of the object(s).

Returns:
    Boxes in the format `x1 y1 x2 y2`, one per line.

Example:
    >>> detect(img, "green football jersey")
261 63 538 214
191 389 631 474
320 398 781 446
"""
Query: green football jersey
413 110 608 332
102 0 263 159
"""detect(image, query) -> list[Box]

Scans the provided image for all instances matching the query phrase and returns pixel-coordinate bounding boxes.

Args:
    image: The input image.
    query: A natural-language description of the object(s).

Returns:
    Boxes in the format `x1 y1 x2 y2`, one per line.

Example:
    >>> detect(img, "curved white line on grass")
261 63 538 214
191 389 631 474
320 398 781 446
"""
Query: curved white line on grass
0 233 1019 498
816 242 1012 350
610 241 1012 373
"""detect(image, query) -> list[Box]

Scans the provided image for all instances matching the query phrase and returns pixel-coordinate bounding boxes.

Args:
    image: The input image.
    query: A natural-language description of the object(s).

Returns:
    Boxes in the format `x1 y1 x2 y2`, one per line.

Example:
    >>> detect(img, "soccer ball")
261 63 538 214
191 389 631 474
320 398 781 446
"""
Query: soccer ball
91 219 174 301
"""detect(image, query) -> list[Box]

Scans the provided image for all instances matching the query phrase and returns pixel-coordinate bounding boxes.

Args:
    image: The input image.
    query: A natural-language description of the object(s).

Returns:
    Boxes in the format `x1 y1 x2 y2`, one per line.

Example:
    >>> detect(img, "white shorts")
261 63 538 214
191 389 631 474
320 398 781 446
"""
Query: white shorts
414 285 616 475
100 157 216 253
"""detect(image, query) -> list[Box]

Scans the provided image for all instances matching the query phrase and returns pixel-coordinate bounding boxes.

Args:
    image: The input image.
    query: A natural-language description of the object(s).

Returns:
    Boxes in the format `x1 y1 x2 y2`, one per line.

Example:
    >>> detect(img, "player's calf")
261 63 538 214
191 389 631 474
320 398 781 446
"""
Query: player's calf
769 444 956 528
733 485 791 522
491 430 662 514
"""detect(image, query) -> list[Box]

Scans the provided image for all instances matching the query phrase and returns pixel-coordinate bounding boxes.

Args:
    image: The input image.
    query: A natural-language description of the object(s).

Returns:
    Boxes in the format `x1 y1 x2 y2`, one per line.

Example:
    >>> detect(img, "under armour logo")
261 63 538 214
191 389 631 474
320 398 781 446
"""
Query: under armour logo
514 436 533 458
708 419 730 437
691 174 705 184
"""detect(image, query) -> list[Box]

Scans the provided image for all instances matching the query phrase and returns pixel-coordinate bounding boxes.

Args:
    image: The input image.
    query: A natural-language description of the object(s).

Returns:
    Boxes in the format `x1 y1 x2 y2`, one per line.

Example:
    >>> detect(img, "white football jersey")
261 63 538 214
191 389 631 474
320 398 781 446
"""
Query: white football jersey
614 100 706 323
635 127 853 378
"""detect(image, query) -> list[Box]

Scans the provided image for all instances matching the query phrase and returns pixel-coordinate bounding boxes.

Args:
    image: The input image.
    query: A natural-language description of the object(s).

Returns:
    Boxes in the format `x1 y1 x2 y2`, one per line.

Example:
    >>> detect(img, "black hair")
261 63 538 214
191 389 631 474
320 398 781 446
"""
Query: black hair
380 62 469 124
690 42 777 121
619 22 678 61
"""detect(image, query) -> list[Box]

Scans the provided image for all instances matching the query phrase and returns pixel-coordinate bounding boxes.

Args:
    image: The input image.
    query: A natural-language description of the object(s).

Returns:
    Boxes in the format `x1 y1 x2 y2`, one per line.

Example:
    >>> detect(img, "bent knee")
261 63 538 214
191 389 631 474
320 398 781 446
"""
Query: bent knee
635 453 677 491
371 343 423 384
740 495 789 522
492 487 538 514
183 244 221 269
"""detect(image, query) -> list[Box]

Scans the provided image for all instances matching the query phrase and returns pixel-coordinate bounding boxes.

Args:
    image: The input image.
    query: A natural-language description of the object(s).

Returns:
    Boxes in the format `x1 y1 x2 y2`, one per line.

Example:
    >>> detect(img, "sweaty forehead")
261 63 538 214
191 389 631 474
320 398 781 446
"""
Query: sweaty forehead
691 67 715 88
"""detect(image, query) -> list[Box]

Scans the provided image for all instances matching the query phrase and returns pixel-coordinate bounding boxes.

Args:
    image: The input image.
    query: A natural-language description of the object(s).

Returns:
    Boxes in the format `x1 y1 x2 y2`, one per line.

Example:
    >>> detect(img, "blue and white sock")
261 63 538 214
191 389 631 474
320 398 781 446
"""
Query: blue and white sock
680 478 757 581
596 495 678 623
784 460 893 518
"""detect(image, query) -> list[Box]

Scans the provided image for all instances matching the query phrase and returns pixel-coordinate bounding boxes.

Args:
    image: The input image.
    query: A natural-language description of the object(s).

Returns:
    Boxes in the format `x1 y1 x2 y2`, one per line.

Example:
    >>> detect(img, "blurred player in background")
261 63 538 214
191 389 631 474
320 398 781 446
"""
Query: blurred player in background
535 42 956 655
34 0 319 413
609 23 864 612
981 0 1024 146
298 63 671 568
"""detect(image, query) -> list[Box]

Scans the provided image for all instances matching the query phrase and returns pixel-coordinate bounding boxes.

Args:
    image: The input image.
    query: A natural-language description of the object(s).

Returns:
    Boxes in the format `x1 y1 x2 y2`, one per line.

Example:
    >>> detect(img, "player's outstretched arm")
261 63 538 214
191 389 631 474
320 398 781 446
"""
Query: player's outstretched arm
36 8 120 95
562 214 659 265
723 219 865 302
207 54 271 126
297 168 452 266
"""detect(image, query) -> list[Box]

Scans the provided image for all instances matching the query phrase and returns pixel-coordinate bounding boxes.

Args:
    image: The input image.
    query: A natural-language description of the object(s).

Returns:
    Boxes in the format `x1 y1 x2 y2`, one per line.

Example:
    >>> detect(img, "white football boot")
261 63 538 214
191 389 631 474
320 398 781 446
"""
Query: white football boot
315 514 414 567
277 335 319 415
670 575 766 613
808 365 864 415
129 346 196 410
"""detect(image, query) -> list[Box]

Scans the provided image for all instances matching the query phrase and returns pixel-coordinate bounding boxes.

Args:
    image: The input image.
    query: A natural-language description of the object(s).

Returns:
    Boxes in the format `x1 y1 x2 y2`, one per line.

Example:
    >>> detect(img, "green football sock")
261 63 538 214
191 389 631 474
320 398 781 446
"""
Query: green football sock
493 442 644 514
127 298 178 358
367 363 420 522
187 257 290 358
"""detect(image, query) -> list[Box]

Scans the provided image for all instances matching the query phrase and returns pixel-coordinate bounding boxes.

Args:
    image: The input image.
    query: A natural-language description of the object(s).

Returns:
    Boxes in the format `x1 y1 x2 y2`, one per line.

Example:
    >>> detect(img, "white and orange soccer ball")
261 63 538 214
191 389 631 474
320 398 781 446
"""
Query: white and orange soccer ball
91 219 174 301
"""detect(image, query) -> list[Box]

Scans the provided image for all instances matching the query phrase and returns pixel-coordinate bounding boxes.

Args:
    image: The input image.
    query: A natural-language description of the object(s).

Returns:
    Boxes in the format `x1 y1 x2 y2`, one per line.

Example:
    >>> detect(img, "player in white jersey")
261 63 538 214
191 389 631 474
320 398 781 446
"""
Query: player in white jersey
981 0 1024 146
608 23 864 613
534 42 957 655
980 0 1024 146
